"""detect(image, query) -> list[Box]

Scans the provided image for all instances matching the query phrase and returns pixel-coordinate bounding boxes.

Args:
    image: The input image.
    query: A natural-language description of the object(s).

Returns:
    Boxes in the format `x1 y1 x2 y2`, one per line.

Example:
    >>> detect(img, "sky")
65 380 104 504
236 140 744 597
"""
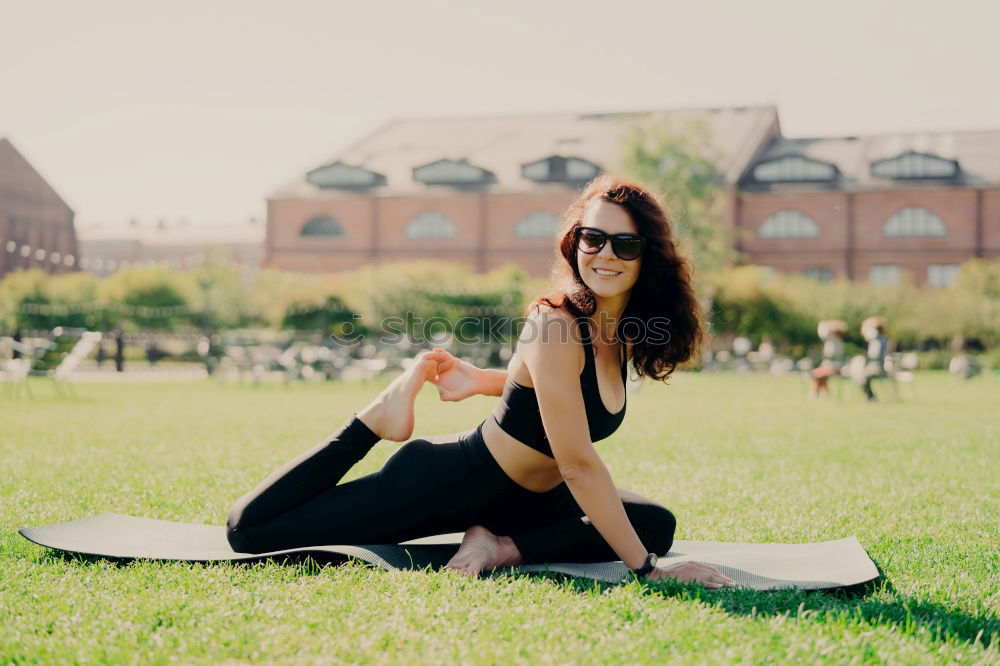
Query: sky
2 0 997 229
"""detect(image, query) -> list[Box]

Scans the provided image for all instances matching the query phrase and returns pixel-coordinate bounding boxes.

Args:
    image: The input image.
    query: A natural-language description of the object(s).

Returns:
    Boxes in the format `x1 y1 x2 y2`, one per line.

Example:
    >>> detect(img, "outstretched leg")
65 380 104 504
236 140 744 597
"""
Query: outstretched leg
226 353 441 551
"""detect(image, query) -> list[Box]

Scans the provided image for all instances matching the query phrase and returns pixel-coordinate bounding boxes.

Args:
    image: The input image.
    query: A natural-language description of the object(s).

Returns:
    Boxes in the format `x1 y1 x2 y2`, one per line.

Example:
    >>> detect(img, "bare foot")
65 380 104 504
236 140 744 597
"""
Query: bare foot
443 525 523 577
355 353 441 441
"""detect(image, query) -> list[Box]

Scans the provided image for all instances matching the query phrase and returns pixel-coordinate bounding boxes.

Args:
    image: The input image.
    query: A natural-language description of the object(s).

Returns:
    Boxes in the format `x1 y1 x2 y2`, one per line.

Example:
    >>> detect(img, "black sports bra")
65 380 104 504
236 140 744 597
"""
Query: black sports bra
490 316 628 458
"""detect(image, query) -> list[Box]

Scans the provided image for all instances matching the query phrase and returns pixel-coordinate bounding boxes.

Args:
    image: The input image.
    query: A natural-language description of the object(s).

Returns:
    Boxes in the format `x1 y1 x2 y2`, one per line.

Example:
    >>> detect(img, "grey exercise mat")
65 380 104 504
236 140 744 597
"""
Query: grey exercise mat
18 513 879 590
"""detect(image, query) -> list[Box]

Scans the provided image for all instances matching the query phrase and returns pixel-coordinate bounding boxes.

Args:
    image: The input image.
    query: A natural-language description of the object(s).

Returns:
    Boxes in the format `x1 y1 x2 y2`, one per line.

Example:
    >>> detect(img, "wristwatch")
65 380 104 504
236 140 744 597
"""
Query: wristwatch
630 552 658 577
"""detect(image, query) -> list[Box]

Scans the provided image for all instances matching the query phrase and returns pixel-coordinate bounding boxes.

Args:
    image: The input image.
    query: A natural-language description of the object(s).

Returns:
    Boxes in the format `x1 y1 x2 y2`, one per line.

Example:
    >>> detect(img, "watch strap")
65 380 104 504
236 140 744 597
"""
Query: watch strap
630 552 657 577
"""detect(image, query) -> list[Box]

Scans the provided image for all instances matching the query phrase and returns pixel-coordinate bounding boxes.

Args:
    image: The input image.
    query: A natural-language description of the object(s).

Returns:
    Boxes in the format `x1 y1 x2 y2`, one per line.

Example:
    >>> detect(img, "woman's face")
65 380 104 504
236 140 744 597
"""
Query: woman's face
575 199 643 298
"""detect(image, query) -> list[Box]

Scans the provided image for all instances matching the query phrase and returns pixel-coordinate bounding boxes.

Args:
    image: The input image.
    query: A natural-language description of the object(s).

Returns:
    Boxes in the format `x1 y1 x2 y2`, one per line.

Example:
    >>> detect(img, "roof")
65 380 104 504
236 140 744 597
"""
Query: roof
744 130 1000 190
271 106 781 198
76 222 264 246
0 137 74 213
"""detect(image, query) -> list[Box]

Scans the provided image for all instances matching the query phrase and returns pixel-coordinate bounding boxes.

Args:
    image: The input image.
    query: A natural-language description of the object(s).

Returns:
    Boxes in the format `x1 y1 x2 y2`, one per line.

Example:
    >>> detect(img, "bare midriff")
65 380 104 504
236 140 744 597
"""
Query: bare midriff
481 340 626 494
481 417 565 493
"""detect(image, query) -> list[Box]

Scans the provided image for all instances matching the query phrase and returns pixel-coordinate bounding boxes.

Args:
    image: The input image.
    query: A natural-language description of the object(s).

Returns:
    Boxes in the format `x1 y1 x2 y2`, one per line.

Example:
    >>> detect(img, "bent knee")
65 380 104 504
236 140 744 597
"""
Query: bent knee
635 504 676 555
381 438 434 481
225 502 260 554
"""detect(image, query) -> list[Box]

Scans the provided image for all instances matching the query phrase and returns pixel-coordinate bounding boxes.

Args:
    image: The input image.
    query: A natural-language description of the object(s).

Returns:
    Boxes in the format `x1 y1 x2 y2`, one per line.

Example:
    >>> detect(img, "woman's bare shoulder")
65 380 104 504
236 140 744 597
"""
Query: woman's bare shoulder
524 304 579 345
525 302 577 327
519 304 583 372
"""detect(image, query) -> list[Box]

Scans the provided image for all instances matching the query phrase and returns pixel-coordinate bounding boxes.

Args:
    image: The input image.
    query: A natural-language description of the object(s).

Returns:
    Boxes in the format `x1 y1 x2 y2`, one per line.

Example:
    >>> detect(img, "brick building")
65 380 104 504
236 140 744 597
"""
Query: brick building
0 138 79 280
267 108 1000 287
76 221 264 280
736 133 1000 286
266 108 779 277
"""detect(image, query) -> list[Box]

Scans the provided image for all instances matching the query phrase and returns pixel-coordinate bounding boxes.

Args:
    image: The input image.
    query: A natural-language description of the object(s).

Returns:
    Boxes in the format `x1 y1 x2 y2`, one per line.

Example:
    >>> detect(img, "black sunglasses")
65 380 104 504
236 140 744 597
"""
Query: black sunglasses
573 226 646 261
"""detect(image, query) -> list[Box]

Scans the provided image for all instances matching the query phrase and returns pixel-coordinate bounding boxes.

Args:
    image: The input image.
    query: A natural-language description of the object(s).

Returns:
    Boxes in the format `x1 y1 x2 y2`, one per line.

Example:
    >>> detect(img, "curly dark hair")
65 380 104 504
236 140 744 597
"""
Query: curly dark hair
526 174 704 381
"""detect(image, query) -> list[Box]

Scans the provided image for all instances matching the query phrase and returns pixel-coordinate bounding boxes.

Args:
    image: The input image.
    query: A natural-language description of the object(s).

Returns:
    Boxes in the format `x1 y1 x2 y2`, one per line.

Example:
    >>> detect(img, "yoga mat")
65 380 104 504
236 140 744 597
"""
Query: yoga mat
18 513 879 590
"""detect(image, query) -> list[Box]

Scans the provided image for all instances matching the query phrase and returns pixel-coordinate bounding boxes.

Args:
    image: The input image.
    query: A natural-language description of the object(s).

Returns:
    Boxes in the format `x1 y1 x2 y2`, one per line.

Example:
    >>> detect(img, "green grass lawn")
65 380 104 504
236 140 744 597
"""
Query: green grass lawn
2 372 998 664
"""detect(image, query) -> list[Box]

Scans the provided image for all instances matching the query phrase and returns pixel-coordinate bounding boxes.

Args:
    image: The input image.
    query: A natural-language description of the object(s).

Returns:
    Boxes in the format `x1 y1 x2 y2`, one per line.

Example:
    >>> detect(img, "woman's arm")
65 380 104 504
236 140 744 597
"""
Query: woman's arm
474 368 507 397
518 309 649 570
431 348 507 400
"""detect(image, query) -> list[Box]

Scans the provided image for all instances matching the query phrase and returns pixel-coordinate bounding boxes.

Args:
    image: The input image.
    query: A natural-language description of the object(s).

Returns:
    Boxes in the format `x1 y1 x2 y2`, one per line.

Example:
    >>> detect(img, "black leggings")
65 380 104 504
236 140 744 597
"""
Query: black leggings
226 414 676 564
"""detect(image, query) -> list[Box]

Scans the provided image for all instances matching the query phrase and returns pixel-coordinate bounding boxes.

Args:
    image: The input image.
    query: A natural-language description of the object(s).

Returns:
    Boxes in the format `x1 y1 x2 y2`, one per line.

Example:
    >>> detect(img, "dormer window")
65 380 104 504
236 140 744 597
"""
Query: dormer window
306 162 386 190
870 152 959 180
522 156 601 183
750 155 838 183
413 159 495 187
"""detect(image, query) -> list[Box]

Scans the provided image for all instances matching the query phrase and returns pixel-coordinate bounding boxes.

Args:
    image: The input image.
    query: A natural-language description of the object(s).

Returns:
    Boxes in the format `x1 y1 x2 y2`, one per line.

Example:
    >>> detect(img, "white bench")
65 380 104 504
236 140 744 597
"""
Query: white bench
1 337 48 398
1 331 102 398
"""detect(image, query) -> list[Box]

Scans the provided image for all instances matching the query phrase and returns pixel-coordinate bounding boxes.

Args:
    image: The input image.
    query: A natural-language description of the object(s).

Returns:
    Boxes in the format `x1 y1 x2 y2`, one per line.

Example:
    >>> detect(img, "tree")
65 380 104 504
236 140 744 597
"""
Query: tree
619 118 738 279
102 267 190 331
281 295 367 340
123 281 188 331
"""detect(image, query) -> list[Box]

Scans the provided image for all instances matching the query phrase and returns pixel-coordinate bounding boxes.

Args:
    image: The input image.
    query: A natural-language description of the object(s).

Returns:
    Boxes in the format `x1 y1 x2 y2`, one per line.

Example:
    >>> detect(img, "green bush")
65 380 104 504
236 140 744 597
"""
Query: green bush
337 260 534 345
2 257 997 357
706 260 1000 353
0 269 101 330
916 349 952 371
704 266 815 351
101 268 191 331
281 294 368 340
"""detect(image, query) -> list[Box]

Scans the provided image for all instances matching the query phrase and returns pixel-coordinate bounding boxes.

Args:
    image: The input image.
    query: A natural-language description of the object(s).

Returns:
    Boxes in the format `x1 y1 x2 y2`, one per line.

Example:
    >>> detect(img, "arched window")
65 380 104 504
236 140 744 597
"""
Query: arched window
882 207 946 237
405 211 457 239
300 216 346 237
757 211 820 239
514 212 560 238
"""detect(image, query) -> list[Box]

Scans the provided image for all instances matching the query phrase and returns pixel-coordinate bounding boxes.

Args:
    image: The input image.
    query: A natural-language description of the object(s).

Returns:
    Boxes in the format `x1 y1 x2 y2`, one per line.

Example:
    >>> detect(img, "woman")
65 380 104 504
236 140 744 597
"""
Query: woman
226 176 734 588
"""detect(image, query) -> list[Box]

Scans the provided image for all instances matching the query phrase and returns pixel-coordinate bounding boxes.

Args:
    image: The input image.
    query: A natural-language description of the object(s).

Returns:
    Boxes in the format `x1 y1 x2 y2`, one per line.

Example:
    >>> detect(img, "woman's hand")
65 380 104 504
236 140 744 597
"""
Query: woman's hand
642 561 735 589
427 347 482 402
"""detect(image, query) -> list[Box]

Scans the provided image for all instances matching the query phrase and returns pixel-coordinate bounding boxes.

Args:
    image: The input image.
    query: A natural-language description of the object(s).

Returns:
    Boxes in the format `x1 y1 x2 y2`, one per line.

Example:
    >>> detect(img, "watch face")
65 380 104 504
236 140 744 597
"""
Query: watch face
650 553 658 568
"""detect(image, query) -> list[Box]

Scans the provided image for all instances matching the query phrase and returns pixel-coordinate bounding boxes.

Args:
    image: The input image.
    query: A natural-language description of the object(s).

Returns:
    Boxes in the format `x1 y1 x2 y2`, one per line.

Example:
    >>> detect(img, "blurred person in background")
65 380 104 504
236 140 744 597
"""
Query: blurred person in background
810 320 846 398
113 326 125 373
859 317 889 402
95 340 107 368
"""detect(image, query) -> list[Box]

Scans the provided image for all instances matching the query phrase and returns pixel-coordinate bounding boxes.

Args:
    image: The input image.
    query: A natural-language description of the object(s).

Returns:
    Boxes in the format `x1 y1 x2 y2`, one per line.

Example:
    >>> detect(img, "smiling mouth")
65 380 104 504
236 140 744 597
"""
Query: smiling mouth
593 268 621 276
